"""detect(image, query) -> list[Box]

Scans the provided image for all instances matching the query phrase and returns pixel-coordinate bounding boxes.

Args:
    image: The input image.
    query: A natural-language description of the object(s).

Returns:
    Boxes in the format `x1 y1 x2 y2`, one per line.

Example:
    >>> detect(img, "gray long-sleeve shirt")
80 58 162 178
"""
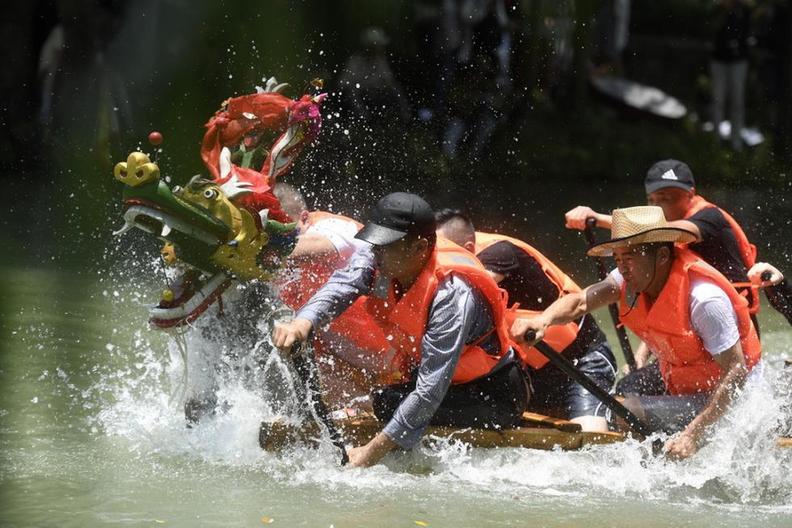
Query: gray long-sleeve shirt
296 246 497 448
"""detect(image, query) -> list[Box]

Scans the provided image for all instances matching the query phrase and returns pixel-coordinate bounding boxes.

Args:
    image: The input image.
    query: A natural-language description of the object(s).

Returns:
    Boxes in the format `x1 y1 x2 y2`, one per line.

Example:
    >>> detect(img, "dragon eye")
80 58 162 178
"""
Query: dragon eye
203 188 217 199
172 185 182 194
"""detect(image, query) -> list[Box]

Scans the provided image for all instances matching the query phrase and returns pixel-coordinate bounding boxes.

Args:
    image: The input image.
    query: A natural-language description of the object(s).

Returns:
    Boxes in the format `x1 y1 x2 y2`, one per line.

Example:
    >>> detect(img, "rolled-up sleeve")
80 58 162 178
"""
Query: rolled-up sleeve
383 274 493 448
295 246 376 328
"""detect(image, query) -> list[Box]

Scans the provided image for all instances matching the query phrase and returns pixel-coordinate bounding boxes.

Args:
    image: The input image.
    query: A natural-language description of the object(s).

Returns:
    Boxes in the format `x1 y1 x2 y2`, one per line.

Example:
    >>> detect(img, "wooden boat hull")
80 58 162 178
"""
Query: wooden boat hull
259 413 626 452
259 414 792 452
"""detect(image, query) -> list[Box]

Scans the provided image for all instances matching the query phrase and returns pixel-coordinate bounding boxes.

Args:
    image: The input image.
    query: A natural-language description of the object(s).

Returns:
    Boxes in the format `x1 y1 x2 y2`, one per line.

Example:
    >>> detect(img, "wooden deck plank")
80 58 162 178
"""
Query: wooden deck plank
259 417 626 452
260 418 792 452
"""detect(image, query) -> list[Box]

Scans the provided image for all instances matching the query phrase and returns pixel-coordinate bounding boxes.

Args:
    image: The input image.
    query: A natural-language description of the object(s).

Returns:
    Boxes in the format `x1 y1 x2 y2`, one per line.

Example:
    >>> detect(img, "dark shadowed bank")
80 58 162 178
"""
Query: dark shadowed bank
2 0 791 278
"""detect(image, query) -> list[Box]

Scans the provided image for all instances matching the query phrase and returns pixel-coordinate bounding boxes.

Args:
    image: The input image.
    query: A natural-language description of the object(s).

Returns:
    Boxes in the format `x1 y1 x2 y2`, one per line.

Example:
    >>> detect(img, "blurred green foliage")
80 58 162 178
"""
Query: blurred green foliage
3 0 790 273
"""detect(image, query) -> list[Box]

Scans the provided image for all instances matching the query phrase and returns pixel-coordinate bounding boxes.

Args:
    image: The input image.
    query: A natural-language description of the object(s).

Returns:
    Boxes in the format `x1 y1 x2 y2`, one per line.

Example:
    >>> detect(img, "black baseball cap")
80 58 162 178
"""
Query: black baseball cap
355 192 436 246
644 159 696 194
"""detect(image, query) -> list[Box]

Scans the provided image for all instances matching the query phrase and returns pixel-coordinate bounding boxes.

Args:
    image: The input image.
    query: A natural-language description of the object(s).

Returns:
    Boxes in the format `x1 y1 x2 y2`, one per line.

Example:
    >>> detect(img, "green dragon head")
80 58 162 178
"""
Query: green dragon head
113 151 298 329
113 80 324 329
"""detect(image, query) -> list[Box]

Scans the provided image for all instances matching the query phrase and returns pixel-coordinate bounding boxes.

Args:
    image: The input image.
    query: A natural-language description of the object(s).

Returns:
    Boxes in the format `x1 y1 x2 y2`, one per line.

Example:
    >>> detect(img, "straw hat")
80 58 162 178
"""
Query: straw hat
587 206 697 257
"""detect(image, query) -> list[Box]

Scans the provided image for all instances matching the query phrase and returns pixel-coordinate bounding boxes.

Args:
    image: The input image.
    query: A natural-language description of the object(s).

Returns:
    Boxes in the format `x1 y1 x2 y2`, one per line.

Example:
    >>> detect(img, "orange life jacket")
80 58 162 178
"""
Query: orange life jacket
275 212 398 378
684 195 759 312
619 249 761 395
474 232 581 369
358 237 514 385
277 211 363 309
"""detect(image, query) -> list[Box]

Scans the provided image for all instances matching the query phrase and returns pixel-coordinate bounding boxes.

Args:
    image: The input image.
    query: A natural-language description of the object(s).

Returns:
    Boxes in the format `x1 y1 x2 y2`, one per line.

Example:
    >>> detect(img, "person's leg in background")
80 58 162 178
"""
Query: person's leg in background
710 60 728 134
728 60 748 151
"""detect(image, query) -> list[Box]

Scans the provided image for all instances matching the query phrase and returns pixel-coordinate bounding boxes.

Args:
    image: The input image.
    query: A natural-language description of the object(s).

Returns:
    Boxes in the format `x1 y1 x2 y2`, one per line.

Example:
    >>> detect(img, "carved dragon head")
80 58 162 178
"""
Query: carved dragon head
112 78 323 329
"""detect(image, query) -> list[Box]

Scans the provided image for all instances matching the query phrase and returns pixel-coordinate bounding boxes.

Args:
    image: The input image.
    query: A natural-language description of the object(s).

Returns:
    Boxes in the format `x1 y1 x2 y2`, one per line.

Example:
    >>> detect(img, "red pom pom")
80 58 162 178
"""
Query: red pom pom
148 131 163 146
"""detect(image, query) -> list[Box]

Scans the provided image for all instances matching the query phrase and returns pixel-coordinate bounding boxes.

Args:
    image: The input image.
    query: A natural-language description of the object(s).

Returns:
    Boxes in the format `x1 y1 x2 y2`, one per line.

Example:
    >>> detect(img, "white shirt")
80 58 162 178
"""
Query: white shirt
608 268 740 355
304 217 369 260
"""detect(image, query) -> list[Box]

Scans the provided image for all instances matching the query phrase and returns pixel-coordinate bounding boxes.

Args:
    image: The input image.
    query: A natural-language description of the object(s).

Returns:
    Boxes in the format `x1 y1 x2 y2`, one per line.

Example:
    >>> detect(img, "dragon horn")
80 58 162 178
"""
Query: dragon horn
219 147 232 179
187 174 205 186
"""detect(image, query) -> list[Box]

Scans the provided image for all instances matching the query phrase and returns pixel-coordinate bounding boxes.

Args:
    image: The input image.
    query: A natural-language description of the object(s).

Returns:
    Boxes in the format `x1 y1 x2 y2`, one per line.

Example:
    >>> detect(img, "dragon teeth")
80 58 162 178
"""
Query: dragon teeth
161 224 172 237
112 221 134 236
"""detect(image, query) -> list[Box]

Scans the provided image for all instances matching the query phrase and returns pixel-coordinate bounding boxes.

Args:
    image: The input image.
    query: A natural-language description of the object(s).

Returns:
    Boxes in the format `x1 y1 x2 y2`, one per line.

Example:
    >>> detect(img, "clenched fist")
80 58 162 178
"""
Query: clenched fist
565 206 607 231
747 262 784 286
510 315 549 345
272 318 313 352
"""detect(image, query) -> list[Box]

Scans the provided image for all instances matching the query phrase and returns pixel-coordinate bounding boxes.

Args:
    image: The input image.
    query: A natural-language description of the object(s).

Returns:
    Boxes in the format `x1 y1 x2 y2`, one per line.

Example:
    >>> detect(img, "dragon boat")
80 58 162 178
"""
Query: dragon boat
112 77 792 454
259 411 627 452
258 404 792 454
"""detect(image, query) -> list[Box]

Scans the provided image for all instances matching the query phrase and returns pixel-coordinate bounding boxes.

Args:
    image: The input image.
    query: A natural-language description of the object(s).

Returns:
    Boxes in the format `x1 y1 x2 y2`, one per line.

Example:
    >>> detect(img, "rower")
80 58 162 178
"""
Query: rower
565 159 788 393
273 193 529 467
272 183 369 305
566 159 790 326
270 183 394 404
182 184 371 423
435 209 616 432
514 206 762 459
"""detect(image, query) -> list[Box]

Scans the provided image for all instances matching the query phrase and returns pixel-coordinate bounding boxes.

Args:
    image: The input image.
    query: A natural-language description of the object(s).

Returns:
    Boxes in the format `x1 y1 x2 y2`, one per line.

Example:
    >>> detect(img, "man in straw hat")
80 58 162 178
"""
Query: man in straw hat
565 159 789 399
513 206 762 459
565 160 790 331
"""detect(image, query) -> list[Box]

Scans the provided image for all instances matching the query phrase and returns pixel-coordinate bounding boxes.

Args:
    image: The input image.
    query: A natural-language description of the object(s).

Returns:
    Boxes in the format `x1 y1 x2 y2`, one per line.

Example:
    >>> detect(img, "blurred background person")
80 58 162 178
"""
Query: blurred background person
710 0 754 151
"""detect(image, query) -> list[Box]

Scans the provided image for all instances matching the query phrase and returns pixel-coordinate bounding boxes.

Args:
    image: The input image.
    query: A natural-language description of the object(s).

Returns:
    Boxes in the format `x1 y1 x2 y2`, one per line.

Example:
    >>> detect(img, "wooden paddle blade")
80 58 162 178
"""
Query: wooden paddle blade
259 420 320 451
521 412 582 433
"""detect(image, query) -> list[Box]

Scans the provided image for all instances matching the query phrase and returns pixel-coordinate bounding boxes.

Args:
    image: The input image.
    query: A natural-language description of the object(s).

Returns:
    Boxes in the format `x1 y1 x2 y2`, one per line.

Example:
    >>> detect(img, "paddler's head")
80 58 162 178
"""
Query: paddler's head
588 206 697 299
356 192 436 284
644 159 696 221
435 208 476 253
272 182 308 227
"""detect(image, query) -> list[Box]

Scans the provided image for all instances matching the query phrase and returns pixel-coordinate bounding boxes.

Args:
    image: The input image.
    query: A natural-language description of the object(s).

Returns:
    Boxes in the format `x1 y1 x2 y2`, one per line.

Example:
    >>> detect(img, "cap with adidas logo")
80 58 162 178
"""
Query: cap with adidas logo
644 159 695 194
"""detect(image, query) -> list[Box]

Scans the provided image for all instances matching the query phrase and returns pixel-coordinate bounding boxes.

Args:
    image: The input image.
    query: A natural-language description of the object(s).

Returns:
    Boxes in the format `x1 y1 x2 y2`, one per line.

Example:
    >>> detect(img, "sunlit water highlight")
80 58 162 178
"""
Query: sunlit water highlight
1 266 791 527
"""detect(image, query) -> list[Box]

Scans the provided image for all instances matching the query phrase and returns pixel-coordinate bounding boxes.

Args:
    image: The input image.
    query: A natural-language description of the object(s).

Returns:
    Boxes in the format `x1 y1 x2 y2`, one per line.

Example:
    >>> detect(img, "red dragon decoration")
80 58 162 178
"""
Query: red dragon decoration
200 80 326 226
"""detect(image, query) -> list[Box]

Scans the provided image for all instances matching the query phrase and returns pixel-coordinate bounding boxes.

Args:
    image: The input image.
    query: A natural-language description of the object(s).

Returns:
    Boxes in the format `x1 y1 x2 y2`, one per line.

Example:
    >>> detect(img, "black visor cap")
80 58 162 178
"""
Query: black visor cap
355 192 436 246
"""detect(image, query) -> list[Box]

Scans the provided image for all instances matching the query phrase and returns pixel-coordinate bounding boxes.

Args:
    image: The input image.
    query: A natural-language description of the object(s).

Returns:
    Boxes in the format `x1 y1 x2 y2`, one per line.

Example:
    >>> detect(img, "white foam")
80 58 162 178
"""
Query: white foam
92 269 792 509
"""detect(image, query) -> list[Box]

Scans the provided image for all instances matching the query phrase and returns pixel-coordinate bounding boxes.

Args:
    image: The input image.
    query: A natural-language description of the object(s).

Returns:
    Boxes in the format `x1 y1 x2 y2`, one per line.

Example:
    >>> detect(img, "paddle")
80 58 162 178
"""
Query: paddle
584 217 637 369
524 330 656 439
731 270 774 289
290 343 349 465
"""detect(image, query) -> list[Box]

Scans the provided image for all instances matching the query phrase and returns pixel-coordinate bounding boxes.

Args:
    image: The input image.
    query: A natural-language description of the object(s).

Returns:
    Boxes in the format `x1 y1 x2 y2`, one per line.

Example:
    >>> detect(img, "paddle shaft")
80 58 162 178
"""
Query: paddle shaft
584 217 637 369
525 330 655 437
732 271 774 289
291 344 349 465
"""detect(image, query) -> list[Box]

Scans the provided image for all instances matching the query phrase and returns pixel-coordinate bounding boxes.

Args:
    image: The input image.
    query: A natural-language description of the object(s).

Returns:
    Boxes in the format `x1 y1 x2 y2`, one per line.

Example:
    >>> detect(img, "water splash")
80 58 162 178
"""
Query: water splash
89 260 792 509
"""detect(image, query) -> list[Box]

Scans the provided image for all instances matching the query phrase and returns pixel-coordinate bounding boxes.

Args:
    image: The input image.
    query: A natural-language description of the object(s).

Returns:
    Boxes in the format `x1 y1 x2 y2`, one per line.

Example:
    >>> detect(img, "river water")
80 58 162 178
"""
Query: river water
2 245 791 528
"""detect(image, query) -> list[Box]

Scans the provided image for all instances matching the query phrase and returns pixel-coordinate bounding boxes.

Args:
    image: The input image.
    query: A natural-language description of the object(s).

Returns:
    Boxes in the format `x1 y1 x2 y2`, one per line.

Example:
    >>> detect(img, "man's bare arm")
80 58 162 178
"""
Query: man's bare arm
564 206 612 230
565 207 702 242
512 277 620 343
665 343 747 459
634 341 653 368
286 233 339 262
